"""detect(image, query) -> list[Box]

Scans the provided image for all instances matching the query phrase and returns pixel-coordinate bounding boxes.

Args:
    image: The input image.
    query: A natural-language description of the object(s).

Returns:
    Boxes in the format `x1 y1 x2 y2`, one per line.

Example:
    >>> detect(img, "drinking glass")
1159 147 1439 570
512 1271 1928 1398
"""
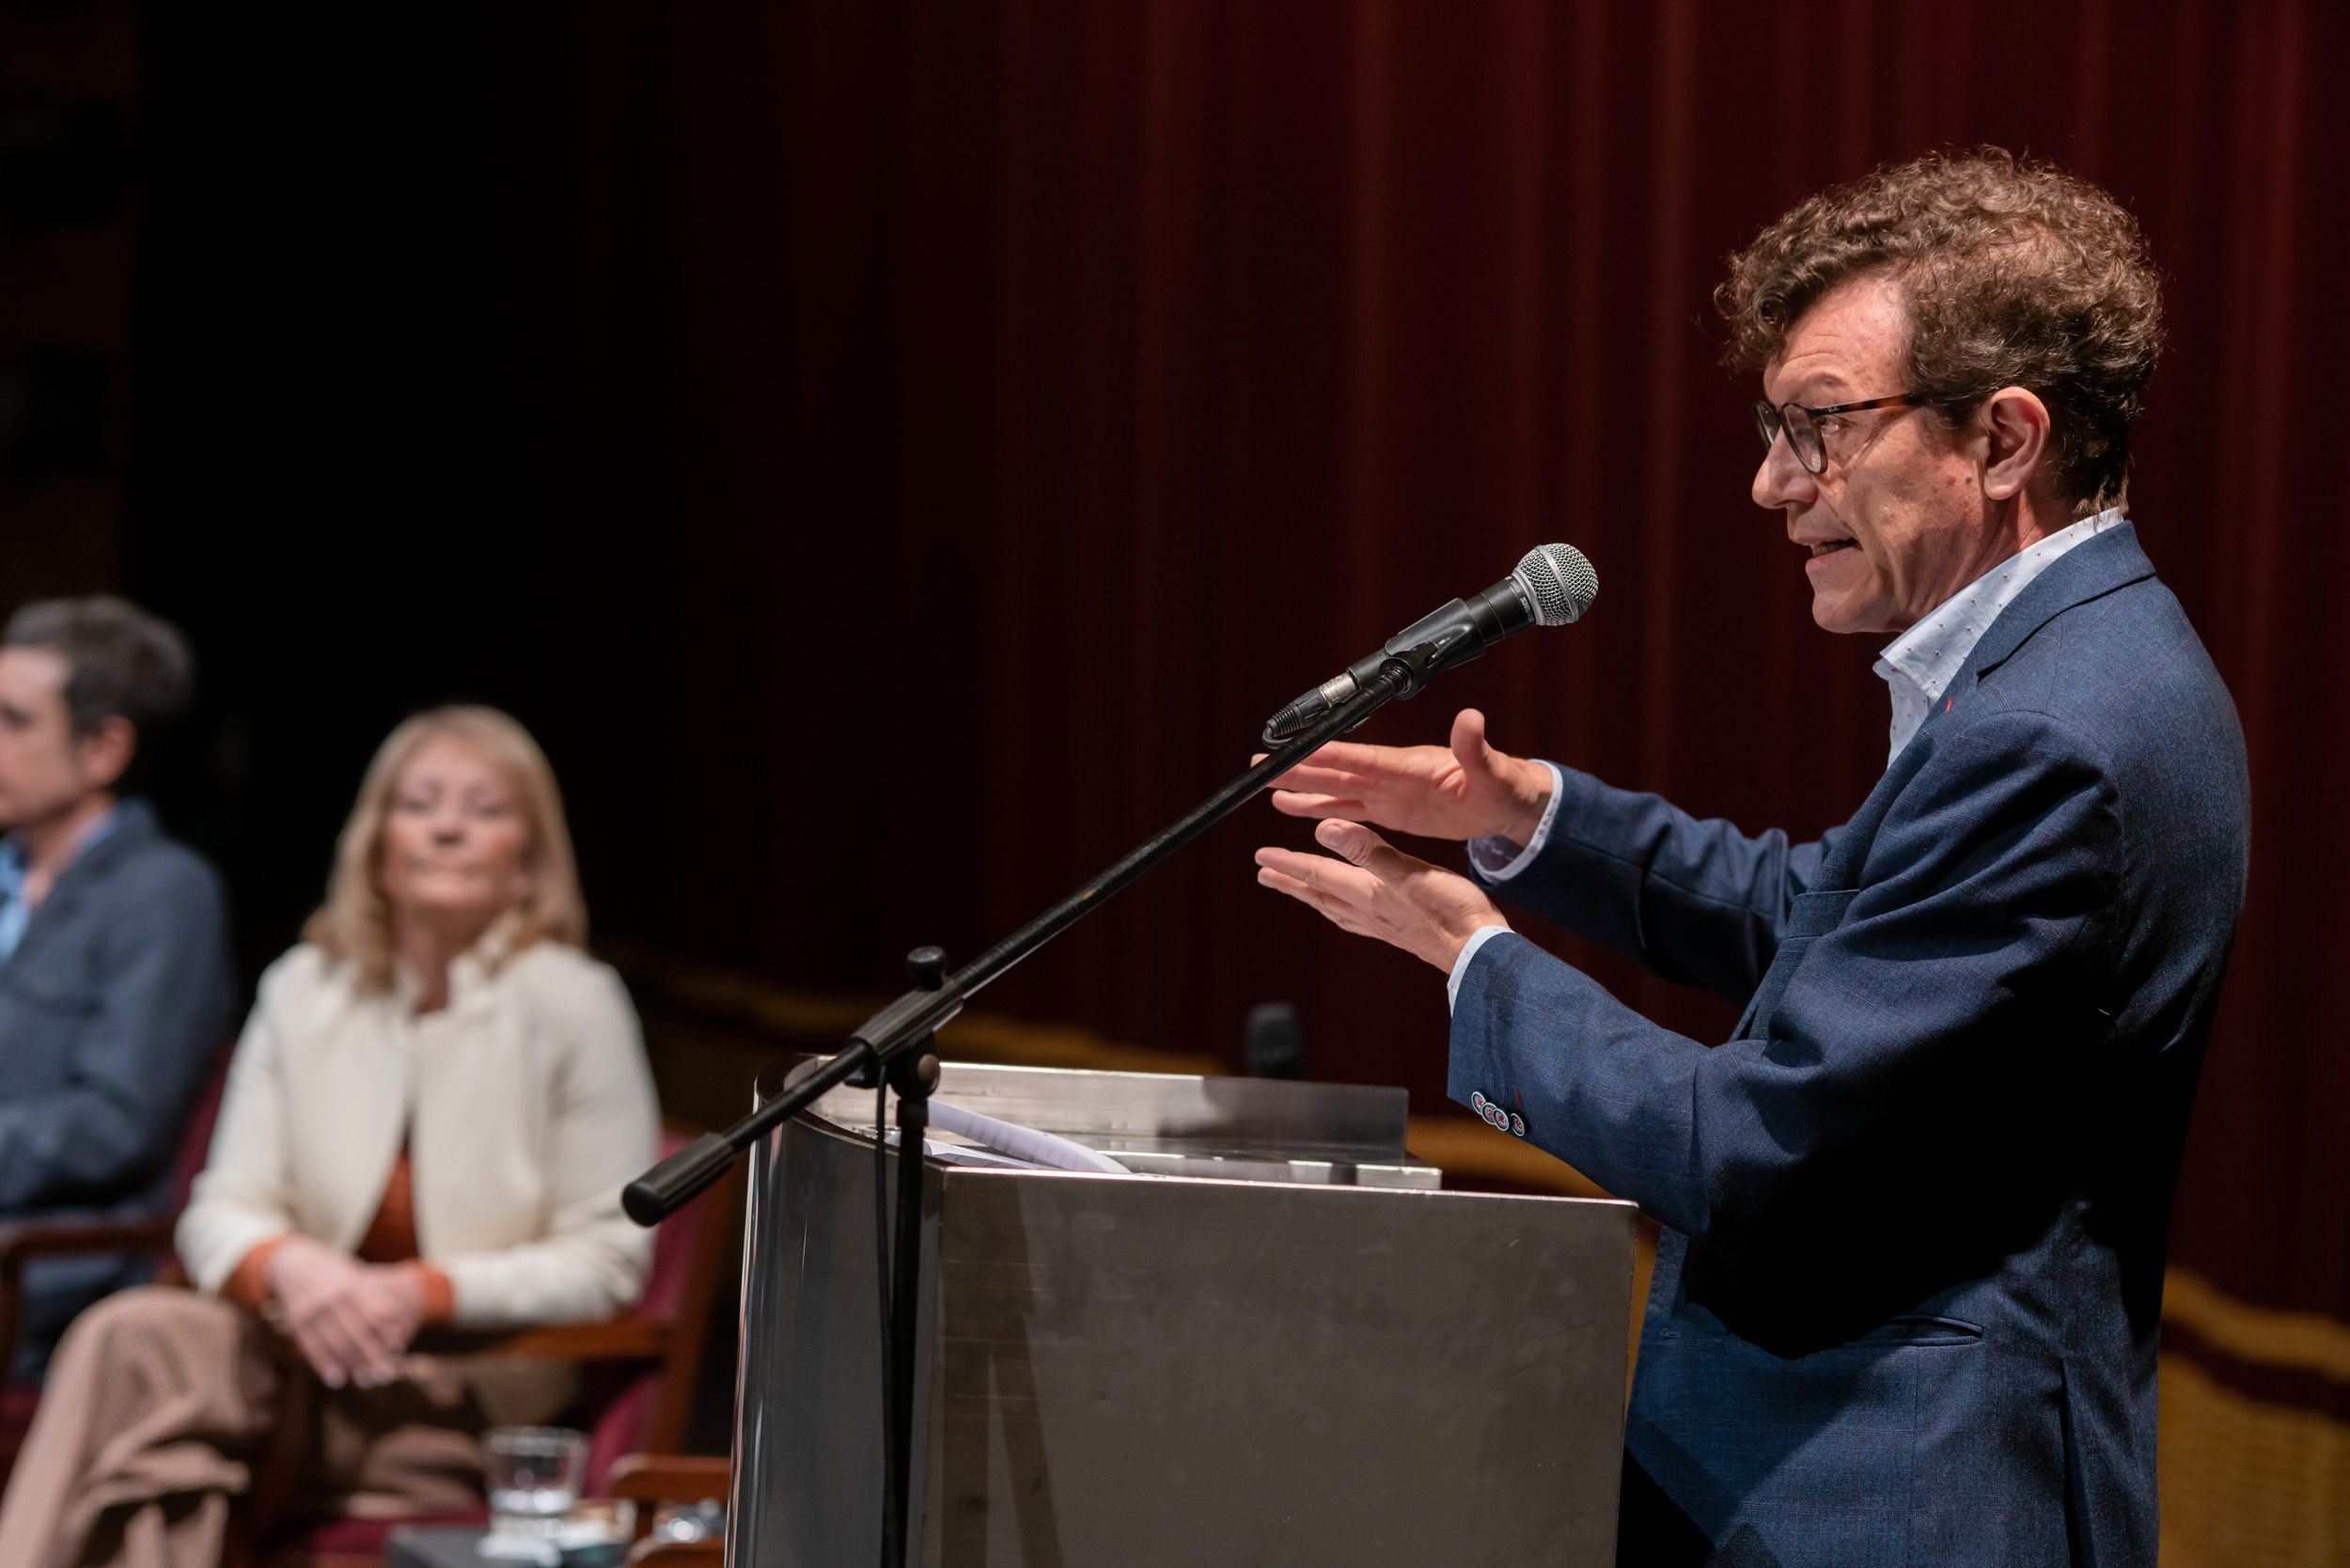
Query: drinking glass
484 1426 590 1541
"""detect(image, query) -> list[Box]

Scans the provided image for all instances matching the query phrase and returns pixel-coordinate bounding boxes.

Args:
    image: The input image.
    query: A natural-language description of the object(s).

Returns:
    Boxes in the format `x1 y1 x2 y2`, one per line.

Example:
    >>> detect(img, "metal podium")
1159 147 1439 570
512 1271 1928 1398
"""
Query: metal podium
728 1058 1637 1566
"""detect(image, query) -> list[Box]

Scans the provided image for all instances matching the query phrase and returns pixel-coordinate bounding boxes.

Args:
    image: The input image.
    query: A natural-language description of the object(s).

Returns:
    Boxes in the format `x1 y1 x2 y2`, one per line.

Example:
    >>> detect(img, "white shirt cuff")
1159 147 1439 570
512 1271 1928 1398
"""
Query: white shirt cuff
1465 760 1565 883
1447 924 1513 1013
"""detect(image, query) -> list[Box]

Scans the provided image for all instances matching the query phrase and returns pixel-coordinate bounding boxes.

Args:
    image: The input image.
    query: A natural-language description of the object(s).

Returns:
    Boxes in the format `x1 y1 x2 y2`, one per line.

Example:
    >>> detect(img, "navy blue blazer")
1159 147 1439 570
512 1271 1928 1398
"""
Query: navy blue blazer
1450 525 2248 1565
0 798 235 1375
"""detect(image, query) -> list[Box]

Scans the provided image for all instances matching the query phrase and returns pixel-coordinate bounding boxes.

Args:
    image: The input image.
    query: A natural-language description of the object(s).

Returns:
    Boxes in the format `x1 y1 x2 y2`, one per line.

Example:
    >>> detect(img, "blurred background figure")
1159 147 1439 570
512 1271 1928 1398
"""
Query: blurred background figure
0 707 657 1568
0 596 232 1382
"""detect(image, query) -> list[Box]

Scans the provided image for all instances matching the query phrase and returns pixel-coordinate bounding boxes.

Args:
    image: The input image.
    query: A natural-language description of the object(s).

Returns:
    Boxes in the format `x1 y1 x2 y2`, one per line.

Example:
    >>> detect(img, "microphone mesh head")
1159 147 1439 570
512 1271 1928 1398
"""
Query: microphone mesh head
1514 543 1599 626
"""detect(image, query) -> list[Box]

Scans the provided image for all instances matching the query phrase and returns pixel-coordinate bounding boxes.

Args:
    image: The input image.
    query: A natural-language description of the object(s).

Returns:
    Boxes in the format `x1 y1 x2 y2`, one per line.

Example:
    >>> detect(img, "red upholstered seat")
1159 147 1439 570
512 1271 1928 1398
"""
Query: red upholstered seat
0 1385 38 1462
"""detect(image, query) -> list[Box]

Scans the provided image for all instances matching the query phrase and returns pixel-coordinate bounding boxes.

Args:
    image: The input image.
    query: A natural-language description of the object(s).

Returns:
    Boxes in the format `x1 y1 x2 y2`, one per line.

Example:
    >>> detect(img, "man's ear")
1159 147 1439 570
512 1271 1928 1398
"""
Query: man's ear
76 716 138 792
1978 385 2053 502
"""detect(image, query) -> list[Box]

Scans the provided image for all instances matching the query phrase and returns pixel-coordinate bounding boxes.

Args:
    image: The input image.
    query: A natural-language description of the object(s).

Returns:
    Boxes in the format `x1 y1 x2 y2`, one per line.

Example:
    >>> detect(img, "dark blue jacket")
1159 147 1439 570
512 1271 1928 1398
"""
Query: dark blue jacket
0 798 235 1377
1450 525 2248 1565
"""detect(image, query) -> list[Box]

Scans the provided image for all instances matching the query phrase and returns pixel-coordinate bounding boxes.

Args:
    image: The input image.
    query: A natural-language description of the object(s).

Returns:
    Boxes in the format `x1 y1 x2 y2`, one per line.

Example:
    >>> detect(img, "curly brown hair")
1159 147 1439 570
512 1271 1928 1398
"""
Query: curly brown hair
1717 148 2161 516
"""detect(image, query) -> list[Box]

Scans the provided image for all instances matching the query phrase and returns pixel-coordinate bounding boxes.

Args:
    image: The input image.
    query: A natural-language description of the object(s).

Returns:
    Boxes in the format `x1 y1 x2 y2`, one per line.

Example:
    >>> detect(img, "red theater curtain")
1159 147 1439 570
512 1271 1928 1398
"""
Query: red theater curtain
495 3 2347 1544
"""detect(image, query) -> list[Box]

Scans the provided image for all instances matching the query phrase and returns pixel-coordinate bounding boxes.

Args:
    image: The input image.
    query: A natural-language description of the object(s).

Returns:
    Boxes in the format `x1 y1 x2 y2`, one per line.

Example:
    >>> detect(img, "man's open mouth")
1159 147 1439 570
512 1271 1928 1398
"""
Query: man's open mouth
1809 539 1857 557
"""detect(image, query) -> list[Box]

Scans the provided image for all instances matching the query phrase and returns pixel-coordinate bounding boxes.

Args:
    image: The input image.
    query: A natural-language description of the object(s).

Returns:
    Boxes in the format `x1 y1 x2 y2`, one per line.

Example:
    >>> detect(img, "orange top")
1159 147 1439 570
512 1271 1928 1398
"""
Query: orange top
225 1148 455 1321
353 1146 424 1264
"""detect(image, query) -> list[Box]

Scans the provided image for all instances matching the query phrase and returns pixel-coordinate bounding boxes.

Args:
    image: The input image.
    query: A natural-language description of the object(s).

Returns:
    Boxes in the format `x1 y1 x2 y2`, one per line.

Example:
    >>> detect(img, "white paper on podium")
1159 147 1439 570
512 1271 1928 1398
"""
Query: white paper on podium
919 1099 1129 1174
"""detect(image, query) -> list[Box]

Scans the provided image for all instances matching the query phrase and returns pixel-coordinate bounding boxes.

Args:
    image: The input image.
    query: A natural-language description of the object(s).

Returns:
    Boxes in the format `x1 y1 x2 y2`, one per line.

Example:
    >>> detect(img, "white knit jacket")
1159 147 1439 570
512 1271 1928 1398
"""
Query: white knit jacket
178 937 659 1328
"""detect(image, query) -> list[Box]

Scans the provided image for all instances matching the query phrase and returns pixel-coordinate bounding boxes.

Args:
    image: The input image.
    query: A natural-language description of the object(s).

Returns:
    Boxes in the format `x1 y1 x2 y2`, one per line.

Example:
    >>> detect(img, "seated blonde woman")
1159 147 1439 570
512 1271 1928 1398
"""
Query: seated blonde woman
0 706 658 1568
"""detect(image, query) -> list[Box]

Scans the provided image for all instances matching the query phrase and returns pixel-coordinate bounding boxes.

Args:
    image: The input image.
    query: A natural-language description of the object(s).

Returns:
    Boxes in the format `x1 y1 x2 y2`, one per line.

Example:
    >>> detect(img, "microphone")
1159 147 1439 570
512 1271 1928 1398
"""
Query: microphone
1262 543 1598 742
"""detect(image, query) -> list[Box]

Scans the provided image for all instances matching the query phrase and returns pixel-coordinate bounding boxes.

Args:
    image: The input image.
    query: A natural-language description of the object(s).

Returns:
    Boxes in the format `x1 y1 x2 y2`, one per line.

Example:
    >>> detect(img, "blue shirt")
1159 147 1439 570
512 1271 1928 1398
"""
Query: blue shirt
0 803 121 964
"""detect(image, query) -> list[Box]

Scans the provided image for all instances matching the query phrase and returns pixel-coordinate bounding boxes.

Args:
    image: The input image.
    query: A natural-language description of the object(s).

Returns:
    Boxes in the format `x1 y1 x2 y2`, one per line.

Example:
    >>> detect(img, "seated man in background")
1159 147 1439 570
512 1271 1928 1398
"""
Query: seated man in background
0 596 234 1380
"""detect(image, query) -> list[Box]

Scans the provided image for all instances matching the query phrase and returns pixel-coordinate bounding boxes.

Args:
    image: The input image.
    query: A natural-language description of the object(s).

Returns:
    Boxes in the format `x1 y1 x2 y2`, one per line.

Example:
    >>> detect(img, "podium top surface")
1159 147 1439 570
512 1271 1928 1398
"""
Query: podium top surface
766 1057 1439 1187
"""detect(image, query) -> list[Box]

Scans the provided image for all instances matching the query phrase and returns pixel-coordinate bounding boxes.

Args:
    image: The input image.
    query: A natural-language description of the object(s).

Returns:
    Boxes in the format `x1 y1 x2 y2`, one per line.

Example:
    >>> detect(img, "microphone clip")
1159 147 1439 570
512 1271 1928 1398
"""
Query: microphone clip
1261 638 1447 747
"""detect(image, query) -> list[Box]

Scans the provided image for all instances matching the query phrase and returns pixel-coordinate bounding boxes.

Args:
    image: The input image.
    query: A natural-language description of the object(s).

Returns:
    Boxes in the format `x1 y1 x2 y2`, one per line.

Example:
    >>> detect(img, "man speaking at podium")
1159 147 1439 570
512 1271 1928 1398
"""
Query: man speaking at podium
1256 150 2248 1565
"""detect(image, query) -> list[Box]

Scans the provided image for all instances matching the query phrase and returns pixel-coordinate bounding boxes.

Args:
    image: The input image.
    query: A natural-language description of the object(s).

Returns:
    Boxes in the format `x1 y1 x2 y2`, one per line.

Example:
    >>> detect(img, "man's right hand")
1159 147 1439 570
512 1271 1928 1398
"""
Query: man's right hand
1260 707 1553 846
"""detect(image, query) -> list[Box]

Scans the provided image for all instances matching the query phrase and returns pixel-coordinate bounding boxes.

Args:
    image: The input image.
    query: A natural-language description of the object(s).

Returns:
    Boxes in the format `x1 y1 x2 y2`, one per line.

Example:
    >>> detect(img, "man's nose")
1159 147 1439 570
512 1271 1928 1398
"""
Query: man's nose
1750 434 1815 511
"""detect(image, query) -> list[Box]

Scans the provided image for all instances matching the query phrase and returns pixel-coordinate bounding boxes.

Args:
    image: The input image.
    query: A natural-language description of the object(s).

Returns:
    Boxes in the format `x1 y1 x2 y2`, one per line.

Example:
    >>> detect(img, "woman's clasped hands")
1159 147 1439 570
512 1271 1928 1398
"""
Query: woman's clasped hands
264 1235 429 1388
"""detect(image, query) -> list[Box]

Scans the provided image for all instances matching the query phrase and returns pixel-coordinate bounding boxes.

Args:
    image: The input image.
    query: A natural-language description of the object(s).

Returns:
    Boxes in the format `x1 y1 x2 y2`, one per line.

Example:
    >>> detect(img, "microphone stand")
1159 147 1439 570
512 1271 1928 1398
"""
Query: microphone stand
622 640 1447 1565
870 1021 938 1568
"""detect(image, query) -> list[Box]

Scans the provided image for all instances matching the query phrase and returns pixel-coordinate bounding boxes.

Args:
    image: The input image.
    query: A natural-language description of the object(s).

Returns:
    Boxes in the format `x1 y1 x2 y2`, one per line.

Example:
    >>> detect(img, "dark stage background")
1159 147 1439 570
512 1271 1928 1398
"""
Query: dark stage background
100 0 2346 1346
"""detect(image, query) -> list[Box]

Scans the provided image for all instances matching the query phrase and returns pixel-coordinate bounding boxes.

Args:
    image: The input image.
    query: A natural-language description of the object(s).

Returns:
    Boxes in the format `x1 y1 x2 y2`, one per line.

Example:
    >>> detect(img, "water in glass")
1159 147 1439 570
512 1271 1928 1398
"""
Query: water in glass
485 1426 589 1541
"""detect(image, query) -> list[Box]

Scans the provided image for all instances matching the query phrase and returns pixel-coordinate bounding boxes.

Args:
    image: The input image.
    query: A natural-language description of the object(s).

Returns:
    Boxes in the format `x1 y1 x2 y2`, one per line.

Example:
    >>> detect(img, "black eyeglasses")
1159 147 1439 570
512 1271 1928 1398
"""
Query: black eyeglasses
1751 392 1922 475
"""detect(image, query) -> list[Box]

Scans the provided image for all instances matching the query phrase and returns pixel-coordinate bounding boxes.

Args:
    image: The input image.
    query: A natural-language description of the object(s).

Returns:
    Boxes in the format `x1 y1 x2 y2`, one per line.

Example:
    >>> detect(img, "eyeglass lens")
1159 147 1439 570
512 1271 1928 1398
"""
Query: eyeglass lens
1750 400 1825 474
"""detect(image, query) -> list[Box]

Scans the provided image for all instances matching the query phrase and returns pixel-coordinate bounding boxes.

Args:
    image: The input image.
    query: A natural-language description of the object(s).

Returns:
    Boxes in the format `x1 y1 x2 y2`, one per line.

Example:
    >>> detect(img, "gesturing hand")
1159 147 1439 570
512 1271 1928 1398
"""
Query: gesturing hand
266 1236 427 1389
1260 708 1552 846
1255 819 1509 972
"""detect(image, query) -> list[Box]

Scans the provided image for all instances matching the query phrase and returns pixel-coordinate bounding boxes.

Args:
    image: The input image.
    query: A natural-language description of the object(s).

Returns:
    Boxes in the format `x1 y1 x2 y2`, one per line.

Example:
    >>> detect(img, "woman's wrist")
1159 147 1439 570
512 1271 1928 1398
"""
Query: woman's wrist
263 1232 326 1291
399 1260 456 1323
227 1235 294 1309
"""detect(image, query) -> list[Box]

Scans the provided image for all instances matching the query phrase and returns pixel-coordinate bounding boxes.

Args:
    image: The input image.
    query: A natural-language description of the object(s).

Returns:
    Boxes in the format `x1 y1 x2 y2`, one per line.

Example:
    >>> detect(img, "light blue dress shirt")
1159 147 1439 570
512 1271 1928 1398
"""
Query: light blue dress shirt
0 804 121 964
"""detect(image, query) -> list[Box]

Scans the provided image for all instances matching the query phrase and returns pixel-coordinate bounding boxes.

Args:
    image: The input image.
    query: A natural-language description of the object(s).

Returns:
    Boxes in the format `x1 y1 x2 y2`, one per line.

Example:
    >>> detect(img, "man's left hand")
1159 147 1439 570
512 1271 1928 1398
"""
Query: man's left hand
1255 819 1508 972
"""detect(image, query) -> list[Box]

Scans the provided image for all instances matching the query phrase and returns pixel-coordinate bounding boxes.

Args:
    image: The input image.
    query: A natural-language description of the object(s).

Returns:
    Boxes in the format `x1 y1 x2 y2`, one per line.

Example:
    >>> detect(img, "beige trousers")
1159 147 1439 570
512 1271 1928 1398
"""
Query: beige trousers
0 1287 509 1568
